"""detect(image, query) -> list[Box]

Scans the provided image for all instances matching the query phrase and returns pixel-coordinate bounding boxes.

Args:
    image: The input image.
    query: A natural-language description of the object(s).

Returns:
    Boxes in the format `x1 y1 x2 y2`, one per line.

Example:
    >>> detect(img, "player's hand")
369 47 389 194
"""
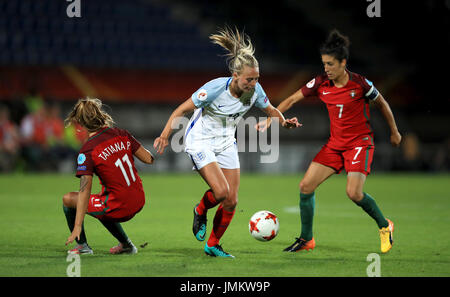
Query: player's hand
390 131 402 147
254 118 272 132
153 136 169 155
282 117 302 129
66 226 81 246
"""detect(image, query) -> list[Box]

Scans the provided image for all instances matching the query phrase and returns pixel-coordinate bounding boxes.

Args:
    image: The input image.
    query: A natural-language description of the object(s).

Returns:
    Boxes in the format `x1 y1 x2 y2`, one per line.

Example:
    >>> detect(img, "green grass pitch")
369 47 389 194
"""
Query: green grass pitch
0 173 449 277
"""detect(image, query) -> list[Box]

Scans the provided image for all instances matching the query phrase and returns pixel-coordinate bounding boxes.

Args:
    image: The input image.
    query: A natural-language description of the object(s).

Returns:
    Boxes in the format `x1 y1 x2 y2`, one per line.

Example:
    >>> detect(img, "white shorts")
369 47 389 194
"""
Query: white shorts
185 143 240 170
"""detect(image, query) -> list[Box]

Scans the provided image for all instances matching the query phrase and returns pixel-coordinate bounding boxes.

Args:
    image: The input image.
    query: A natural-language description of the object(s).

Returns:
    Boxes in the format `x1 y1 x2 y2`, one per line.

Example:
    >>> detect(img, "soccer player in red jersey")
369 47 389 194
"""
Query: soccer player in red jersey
63 98 154 255
256 30 401 253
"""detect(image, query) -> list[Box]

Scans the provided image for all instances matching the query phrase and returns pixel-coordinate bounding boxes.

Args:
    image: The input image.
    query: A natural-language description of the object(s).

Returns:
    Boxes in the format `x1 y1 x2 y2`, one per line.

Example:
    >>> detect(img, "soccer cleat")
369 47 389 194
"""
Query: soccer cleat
68 243 93 255
204 243 235 258
110 241 138 255
192 204 207 241
379 218 394 253
283 237 315 252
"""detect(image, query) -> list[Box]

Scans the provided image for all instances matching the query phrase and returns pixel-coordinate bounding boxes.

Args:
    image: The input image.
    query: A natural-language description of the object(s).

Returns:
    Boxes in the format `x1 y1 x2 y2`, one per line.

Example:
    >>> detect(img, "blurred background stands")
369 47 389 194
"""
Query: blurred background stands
0 0 448 173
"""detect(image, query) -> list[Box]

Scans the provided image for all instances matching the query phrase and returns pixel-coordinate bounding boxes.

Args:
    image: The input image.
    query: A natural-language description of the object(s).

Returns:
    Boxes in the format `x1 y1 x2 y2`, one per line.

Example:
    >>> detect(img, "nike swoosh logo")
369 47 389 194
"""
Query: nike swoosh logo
322 91 331 95
351 161 361 164
218 105 225 108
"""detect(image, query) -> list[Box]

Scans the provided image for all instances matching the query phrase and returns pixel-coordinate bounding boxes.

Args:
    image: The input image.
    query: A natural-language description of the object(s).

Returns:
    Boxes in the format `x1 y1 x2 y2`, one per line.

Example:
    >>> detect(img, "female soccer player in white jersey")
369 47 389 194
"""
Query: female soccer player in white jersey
154 27 300 258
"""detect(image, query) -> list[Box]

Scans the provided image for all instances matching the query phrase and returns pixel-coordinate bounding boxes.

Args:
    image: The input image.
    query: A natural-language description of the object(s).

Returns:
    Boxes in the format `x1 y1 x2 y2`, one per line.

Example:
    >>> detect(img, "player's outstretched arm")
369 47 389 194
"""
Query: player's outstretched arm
135 145 154 164
255 89 305 132
154 98 196 154
372 94 402 147
277 88 306 113
65 175 93 245
260 103 302 130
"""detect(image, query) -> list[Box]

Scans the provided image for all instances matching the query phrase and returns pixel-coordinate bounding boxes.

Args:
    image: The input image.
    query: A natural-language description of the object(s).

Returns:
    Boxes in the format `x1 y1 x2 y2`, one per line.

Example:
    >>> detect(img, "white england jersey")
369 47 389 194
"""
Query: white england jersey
185 77 270 152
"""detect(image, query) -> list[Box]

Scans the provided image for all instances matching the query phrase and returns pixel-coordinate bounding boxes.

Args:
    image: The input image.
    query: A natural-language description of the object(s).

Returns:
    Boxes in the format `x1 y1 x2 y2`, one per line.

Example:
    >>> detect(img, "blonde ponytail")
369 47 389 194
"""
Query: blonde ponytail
209 26 259 74
65 98 114 132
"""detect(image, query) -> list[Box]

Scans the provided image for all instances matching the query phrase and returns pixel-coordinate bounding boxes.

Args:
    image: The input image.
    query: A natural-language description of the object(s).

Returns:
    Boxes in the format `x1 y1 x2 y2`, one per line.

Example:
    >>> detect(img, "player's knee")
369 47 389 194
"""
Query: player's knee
62 192 71 207
223 194 238 211
63 192 77 208
212 184 229 202
346 188 363 202
299 180 315 194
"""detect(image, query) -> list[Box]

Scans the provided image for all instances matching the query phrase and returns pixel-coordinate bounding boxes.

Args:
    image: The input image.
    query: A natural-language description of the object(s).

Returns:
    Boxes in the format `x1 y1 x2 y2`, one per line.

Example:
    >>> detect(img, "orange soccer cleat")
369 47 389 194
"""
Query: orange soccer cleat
283 237 316 252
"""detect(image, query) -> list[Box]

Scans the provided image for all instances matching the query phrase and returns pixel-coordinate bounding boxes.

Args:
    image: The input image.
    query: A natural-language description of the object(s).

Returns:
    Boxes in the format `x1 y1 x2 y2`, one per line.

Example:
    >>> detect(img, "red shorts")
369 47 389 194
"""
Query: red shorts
87 192 144 222
312 144 375 175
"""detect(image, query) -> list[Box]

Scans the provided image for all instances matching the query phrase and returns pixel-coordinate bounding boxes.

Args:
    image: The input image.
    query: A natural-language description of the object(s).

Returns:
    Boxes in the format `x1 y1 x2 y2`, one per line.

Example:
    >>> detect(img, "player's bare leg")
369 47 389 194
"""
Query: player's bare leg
62 191 79 208
300 162 336 194
284 162 335 252
197 162 230 204
346 172 366 202
63 192 136 255
196 163 236 258
220 168 240 212
62 192 92 254
201 167 239 256
192 162 228 241
347 172 393 253
207 168 239 258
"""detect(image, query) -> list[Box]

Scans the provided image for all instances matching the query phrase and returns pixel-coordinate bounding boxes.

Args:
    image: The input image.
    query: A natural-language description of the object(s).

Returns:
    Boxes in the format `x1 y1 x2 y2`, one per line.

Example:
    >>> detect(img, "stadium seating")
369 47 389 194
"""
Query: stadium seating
0 0 223 69
0 0 447 173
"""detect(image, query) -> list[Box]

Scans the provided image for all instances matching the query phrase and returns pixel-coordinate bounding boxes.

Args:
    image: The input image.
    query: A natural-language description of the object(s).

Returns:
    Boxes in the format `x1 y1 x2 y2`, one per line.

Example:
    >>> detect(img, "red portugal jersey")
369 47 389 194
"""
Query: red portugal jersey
301 70 380 150
76 127 145 214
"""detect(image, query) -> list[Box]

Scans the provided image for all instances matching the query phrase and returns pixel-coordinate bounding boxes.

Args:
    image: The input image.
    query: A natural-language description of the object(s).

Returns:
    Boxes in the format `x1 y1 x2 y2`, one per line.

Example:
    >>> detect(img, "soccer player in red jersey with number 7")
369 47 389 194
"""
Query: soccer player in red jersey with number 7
63 98 154 255
256 30 402 253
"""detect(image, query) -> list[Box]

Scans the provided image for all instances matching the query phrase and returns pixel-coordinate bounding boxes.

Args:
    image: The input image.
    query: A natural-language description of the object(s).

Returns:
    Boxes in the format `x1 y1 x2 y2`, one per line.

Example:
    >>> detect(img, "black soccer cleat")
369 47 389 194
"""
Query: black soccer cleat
193 204 207 241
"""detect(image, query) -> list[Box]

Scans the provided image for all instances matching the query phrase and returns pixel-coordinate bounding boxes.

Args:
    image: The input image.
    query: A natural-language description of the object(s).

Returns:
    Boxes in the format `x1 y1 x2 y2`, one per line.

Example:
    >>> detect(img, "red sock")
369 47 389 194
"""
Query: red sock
207 205 235 247
196 189 219 215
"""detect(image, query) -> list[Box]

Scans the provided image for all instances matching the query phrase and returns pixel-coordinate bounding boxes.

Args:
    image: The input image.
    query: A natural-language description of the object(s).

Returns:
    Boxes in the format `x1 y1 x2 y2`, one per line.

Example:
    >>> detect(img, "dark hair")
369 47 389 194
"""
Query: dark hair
320 29 350 62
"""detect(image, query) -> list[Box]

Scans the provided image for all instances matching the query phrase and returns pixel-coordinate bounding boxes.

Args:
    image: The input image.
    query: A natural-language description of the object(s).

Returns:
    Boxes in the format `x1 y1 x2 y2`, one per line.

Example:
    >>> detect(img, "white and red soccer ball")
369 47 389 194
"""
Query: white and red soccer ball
249 210 279 241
